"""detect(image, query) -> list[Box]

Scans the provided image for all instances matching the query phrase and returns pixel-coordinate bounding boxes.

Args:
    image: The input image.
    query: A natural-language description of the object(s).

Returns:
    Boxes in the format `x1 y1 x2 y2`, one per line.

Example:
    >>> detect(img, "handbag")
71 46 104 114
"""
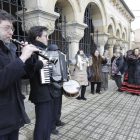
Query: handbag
87 69 92 78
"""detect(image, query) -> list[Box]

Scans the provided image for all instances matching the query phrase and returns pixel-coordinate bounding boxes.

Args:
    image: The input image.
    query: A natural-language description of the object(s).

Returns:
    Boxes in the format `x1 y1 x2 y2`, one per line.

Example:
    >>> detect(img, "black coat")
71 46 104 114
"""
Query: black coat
128 55 140 85
0 40 35 136
29 41 62 103
115 55 124 74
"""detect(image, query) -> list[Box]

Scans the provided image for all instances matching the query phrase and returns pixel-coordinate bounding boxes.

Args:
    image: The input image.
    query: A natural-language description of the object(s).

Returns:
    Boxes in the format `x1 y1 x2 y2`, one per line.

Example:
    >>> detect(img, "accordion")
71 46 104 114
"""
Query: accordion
39 50 68 84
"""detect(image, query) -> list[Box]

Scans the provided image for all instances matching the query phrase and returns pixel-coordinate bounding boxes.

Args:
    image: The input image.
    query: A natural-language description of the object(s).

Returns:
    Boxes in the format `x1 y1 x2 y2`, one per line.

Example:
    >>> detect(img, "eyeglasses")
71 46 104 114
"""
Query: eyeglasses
0 26 15 32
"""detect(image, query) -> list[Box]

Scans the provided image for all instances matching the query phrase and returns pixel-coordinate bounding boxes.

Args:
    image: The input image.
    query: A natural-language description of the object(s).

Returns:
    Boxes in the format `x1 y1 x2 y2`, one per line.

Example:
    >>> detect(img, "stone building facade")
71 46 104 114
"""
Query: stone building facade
0 0 134 59
18 0 134 58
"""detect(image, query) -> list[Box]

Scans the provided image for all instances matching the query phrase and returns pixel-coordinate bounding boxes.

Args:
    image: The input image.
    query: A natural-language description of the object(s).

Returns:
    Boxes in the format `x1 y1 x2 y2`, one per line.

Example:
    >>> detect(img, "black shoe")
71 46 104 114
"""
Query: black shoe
51 129 59 135
81 97 87 100
132 93 140 96
76 96 81 100
118 89 123 92
91 92 95 94
56 122 65 127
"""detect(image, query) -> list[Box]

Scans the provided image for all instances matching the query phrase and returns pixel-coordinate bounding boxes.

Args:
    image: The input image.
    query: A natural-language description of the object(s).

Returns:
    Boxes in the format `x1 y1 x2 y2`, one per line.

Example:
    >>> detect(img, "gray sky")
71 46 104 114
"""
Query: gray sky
124 0 140 30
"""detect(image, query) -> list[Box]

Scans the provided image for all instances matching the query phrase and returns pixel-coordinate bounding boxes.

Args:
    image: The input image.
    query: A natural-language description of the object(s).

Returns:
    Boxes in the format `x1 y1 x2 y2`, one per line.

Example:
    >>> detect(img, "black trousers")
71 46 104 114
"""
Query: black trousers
52 96 62 131
91 82 101 93
34 100 53 140
81 86 86 98
114 75 122 89
0 129 19 140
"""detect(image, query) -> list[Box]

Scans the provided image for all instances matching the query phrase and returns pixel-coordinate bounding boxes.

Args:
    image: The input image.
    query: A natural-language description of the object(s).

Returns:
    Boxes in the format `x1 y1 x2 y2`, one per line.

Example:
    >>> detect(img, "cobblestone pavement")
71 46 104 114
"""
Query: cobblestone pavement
19 80 140 140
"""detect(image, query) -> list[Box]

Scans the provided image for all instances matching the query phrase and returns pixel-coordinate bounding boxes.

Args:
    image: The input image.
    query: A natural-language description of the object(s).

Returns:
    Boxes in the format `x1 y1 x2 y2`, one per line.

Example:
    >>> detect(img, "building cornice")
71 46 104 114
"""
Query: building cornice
120 0 135 19
109 0 135 22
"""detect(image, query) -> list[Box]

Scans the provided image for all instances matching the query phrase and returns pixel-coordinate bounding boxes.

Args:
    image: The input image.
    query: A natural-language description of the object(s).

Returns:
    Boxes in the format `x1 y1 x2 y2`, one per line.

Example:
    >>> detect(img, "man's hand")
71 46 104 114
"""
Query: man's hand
19 44 39 63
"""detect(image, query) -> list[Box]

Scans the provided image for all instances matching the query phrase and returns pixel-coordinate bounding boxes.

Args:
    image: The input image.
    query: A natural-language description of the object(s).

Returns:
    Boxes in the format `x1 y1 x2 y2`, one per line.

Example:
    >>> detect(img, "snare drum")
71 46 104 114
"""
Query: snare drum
63 80 80 99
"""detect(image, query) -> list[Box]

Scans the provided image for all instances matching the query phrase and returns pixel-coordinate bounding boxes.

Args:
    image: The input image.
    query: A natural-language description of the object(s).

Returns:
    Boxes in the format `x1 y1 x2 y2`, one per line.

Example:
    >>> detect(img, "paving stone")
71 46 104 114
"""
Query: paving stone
19 80 140 140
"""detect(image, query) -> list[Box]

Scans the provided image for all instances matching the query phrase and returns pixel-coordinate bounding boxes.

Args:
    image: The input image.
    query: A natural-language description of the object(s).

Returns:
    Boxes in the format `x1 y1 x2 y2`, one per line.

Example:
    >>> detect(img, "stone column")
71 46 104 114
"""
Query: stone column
125 41 129 52
108 36 117 58
64 22 87 59
115 39 123 50
18 6 59 34
121 47 125 55
93 32 110 55
122 41 126 55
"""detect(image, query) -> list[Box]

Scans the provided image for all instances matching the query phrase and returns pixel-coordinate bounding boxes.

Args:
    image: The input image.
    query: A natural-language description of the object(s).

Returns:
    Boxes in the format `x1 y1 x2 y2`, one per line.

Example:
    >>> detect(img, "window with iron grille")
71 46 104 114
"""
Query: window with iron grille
79 4 95 56
48 5 69 57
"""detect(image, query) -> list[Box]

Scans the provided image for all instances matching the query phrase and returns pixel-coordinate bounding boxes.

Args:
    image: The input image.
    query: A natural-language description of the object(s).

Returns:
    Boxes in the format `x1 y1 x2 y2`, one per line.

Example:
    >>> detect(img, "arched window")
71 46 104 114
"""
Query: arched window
79 4 95 56
48 5 69 55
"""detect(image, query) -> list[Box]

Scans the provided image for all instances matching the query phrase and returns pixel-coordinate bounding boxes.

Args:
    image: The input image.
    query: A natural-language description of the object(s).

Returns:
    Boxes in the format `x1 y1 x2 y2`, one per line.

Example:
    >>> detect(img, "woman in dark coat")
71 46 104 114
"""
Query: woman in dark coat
89 50 106 94
123 50 132 80
112 50 124 92
121 48 140 95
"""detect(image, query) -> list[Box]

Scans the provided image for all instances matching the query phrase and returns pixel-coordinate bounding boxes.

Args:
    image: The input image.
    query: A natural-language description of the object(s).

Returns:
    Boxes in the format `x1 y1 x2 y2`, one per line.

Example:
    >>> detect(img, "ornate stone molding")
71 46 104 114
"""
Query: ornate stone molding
108 0 132 21
18 6 59 34
62 22 87 43
92 32 110 47
116 38 123 49
108 36 118 47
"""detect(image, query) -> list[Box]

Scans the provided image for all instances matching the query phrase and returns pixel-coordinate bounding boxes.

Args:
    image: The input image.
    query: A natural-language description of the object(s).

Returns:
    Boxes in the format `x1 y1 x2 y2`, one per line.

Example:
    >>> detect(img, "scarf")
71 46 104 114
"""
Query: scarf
75 54 89 70
32 41 47 50
112 57 121 76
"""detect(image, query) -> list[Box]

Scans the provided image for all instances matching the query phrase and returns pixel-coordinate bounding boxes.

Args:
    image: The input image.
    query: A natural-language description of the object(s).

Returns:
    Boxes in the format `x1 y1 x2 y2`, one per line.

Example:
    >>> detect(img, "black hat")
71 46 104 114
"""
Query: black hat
47 44 59 51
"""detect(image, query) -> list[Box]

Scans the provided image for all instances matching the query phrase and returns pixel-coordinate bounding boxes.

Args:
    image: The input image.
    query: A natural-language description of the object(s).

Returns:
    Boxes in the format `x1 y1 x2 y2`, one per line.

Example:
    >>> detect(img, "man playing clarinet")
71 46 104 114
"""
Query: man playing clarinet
0 10 39 140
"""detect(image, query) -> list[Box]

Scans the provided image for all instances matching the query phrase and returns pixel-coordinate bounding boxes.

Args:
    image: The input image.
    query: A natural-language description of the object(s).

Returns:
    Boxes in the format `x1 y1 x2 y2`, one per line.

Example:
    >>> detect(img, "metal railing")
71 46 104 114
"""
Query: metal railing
79 4 98 56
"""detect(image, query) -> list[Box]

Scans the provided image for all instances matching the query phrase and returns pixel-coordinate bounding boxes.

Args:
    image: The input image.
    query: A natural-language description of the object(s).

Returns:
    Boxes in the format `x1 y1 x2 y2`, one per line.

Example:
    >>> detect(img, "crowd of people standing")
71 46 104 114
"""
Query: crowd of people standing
71 47 140 101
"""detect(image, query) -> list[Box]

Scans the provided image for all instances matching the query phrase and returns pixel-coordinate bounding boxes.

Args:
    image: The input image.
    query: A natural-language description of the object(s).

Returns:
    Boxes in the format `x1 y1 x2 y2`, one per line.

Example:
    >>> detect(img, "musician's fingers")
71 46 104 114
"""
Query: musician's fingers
24 42 28 45
20 46 23 52
20 41 25 48
31 47 39 52
22 44 39 54
21 41 24 44
27 44 39 51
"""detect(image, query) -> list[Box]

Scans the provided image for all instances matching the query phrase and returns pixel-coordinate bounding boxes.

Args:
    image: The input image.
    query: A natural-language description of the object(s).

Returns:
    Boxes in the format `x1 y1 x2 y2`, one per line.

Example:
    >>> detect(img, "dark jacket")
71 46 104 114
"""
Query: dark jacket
115 55 124 74
29 41 61 103
0 40 35 136
123 50 132 72
128 55 140 85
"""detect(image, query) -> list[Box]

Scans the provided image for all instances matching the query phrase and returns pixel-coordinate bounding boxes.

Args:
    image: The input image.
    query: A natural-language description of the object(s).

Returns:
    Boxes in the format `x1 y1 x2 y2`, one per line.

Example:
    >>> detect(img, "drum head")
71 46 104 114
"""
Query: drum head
63 80 80 94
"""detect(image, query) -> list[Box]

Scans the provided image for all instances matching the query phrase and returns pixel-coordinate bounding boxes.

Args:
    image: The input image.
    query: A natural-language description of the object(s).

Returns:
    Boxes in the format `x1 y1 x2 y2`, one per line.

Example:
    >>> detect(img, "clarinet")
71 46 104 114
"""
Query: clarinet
10 38 58 65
